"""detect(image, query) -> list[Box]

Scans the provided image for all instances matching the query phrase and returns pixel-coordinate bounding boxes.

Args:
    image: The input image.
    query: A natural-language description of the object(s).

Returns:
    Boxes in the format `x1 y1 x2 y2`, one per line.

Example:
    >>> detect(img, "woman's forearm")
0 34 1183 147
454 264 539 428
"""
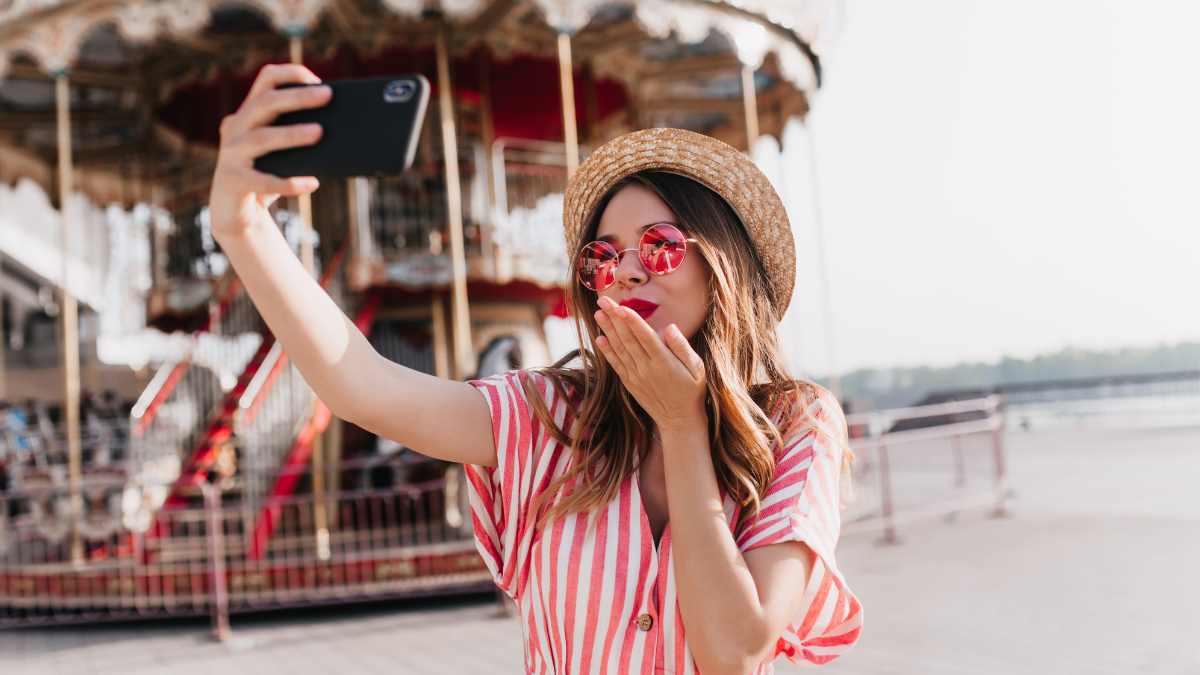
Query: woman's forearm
202 64 499 465
661 424 769 675
215 213 375 420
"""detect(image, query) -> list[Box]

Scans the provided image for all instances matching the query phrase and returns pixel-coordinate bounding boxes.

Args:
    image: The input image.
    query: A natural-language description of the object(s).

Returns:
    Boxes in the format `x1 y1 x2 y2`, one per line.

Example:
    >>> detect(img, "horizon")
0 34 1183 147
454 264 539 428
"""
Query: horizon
821 337 1200 378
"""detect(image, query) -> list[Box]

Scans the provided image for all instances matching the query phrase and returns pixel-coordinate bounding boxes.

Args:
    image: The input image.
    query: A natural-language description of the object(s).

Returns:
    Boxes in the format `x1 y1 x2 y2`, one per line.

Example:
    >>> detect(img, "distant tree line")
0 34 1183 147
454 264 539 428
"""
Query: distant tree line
823 341 1200 409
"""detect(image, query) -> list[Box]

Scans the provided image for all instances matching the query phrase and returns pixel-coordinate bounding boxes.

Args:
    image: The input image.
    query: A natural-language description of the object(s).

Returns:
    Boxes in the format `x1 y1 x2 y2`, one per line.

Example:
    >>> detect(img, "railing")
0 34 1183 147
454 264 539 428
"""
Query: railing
367 145 487 260
136 245 343 556
348 138 574 289
0 466 487 627
1 326 486 629
488 138 572 286
842 396 1008 544
242 289 380 560
0 413 133 563
126 264 262 525
235 357 318 516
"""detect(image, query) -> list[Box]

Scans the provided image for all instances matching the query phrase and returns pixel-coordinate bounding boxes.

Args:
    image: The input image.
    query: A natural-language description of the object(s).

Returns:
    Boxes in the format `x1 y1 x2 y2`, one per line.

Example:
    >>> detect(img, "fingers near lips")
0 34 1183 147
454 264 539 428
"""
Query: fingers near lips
596 300 648 363
624 308 673 362
594 308 631 367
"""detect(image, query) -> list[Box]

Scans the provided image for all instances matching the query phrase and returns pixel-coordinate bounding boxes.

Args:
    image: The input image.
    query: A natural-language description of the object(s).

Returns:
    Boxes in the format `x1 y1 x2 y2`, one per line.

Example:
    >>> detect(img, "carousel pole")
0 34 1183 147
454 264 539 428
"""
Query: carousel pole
431 297 450 379
435 19 475 379
478 50 496 278
0 256 6 400
556 32 580 176
582 59 599 143
289 36 317 275
740 65 760 149
802 120 841 398
289 33 330 560
54 71 85 565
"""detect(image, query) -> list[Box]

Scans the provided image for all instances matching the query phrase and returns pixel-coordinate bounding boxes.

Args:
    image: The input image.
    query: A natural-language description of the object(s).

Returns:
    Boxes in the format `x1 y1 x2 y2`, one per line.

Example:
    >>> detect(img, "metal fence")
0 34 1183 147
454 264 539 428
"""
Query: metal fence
843 396 1009 544
0 450 487 628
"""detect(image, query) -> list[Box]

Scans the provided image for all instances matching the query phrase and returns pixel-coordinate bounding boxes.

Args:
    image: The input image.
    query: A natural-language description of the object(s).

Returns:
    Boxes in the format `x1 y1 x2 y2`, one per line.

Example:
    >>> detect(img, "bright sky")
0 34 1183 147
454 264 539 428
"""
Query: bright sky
777 0 1200 376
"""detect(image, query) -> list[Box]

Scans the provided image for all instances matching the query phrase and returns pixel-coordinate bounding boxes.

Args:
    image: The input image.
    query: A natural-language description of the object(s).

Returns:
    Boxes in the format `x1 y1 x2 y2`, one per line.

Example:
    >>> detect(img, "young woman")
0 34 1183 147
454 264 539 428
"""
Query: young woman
210 64 862 675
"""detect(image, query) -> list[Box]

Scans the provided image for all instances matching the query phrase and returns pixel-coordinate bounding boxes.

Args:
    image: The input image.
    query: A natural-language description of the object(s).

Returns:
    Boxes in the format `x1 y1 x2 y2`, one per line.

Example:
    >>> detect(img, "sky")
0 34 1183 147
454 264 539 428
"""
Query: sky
773 0 1200 376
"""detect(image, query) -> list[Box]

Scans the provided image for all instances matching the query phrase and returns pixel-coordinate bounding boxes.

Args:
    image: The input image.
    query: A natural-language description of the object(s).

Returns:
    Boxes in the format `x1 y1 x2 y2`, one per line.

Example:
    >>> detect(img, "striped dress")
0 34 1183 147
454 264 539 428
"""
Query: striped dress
464 370 862 674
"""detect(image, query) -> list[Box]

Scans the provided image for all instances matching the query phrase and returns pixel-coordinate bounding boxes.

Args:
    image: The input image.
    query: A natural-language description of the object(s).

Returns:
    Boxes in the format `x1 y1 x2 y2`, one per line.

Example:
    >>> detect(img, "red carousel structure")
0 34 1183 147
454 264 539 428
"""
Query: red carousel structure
0 0 838 626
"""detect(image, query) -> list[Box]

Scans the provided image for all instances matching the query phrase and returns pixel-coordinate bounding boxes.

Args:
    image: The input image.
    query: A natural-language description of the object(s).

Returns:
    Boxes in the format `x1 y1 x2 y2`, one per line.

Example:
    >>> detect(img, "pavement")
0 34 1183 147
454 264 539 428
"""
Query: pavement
3 424 1199 675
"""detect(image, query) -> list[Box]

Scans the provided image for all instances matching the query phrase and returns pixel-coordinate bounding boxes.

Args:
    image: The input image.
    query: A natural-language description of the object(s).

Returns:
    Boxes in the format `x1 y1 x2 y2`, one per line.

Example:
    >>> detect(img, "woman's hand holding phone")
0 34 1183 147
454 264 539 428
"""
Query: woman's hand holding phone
208 64 330 241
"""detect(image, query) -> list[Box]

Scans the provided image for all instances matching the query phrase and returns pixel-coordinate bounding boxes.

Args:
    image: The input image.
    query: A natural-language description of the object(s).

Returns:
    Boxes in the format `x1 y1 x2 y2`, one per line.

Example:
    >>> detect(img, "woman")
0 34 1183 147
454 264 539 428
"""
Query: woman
210 64 862 674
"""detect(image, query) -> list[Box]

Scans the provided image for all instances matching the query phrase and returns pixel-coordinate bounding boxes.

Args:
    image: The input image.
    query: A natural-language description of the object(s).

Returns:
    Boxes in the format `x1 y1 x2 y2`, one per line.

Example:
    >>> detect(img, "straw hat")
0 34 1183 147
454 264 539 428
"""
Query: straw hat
563 128 795 319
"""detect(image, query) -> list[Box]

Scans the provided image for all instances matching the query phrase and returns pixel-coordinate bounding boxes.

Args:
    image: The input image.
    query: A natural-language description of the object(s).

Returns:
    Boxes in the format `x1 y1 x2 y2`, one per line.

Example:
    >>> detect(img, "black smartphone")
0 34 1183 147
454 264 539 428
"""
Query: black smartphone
254 75 431 178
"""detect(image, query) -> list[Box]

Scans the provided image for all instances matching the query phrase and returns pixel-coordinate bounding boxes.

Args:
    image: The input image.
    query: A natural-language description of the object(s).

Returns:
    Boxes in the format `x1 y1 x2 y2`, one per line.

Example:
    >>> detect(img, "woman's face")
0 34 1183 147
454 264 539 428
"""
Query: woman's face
591 184 711 340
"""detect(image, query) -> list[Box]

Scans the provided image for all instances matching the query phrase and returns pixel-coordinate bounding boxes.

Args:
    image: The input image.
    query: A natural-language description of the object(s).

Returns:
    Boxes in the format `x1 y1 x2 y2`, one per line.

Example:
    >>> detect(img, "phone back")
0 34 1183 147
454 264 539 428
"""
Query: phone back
254 75 430 178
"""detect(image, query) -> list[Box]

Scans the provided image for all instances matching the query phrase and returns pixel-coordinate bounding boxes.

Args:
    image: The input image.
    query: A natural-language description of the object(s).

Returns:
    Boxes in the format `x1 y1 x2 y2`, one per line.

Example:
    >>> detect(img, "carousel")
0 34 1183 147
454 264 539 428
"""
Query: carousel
0 0 838 626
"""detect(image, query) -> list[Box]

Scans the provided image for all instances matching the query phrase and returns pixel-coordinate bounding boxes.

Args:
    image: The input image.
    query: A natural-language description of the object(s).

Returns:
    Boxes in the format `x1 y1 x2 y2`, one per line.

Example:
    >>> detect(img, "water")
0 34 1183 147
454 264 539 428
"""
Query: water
1005 392 1200 431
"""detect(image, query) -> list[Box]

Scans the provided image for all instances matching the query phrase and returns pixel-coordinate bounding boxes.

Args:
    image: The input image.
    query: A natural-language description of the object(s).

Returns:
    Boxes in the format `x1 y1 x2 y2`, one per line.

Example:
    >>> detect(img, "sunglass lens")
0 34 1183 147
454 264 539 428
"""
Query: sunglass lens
577 242 619 291
640 224 688 275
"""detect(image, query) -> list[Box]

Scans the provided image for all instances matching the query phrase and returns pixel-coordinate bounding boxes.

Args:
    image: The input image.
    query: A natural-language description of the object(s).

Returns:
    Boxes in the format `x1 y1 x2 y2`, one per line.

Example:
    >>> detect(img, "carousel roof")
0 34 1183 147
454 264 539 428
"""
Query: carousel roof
0 0 841 207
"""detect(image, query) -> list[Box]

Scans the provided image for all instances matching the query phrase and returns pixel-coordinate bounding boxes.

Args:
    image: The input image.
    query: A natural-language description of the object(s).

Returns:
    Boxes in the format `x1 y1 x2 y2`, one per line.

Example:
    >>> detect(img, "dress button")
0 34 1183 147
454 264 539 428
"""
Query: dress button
636 613 654 631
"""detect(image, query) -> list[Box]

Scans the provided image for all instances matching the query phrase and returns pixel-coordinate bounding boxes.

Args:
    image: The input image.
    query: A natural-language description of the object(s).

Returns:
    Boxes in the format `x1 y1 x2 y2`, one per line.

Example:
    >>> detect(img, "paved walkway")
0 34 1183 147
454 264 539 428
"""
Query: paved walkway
4 425 1199 674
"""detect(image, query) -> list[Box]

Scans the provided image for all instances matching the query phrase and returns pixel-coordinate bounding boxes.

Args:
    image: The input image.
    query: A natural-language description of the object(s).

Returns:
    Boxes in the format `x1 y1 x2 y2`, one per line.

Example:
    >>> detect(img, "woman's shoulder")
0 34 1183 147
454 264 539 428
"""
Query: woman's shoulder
471 366 584 410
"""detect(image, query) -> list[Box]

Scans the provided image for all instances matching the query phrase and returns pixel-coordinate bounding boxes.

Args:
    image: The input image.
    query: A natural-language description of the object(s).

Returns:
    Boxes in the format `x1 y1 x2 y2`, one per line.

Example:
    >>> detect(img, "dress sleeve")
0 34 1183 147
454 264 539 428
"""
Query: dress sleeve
736 387 864 666
462 369 559 600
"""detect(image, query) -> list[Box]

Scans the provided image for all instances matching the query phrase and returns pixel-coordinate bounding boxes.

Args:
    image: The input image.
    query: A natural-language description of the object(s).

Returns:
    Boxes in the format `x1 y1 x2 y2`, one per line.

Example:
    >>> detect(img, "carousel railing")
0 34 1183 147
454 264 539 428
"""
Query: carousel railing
492 138 572 215
488 138 573 285
350 137 573 287
127 266 261 529
0 458 487 627
0 415 133 567
233 354 318 512
139 245 345 555
242 289 380 560
367 145 487 261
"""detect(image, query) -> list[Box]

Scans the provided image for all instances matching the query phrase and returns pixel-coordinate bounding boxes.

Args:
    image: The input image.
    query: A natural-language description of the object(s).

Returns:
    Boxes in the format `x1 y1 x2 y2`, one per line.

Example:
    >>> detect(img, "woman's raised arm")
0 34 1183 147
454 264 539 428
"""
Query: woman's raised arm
208 63 496 468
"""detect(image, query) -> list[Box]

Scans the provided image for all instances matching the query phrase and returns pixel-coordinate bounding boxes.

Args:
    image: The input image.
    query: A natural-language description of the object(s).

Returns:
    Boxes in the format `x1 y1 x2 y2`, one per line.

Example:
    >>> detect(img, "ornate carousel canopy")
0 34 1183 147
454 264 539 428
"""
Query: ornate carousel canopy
0 0 839 207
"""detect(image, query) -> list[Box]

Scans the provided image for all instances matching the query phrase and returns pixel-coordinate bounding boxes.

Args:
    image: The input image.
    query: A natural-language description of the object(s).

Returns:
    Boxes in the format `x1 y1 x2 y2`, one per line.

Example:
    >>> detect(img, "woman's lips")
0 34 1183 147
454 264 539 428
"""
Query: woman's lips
619 298 660 320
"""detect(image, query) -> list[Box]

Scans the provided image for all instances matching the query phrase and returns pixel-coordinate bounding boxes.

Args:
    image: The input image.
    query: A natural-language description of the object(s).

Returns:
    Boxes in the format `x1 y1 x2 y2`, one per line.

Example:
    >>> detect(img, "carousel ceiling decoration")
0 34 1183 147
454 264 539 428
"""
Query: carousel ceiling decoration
0 0 838 91
0 0 837 208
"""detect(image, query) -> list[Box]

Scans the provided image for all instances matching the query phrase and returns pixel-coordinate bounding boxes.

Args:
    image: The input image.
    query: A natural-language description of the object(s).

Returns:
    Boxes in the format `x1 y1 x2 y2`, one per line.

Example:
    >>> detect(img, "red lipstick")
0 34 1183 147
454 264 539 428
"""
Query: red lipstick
619 298 659 320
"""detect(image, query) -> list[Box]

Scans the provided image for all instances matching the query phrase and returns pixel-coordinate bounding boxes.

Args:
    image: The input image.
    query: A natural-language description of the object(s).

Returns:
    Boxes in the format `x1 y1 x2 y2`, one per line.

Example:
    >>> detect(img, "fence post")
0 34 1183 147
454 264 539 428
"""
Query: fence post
202 473 232 641
990 399 1010 518
875 441 900 545
952 435 966 489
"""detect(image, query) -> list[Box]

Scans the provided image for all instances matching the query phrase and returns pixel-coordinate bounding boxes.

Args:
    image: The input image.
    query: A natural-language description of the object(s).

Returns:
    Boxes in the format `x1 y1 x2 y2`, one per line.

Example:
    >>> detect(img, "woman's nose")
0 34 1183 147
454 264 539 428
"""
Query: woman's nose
614 251 647 287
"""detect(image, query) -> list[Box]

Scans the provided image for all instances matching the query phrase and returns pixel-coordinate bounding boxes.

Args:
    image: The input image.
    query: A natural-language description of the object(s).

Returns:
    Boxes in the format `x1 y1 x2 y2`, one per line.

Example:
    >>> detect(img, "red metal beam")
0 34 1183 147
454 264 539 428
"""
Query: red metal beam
246 291 381 560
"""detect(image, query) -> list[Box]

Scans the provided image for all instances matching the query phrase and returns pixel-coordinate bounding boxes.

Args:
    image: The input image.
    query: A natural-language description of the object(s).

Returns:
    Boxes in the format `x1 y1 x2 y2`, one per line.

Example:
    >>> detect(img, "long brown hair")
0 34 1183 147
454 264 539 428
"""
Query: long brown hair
524 171 847 532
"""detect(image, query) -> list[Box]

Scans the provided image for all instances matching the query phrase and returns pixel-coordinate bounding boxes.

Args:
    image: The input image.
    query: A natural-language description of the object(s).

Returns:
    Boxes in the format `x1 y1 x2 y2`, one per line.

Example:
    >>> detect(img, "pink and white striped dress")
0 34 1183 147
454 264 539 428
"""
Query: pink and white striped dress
464 370 862 674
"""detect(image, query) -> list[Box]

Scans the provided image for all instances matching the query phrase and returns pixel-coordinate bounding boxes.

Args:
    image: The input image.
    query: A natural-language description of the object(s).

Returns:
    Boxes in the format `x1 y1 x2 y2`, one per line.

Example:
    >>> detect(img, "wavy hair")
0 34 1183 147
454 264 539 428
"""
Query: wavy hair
522 171 852 533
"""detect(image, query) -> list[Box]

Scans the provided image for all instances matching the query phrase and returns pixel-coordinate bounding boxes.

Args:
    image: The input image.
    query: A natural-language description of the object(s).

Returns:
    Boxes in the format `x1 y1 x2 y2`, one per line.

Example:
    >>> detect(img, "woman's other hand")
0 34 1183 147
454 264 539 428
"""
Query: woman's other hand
208 63 331 241
594 295 708 432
